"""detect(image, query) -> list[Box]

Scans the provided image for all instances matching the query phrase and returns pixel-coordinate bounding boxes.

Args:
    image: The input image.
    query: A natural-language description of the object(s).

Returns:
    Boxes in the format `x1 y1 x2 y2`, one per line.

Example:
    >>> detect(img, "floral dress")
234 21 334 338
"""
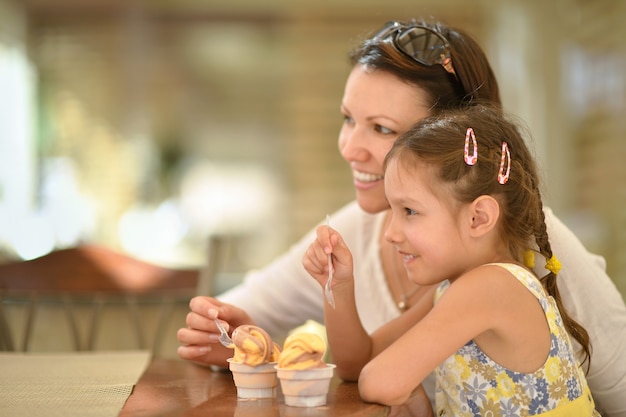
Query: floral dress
434 263 600 417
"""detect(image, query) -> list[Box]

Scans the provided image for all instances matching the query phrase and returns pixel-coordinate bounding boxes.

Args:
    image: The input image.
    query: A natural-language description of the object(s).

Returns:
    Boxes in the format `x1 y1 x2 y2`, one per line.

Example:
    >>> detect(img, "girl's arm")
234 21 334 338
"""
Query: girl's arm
303 226 436 380
358 267 507 406
325 281 437 381
303 225 370 380
388 384 434 417
368 285 437 359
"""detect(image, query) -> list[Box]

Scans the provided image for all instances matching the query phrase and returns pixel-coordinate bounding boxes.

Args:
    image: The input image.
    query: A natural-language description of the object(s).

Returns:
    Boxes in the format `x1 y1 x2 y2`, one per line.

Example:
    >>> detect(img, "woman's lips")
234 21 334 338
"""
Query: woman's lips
352 169 384 189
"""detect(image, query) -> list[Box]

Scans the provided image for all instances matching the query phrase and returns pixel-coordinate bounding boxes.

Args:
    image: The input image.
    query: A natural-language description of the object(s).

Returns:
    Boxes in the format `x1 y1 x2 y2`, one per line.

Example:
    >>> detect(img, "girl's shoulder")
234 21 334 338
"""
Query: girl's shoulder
450 262 526 287
460 262 537 286
439 263 539 307
485 262 545 299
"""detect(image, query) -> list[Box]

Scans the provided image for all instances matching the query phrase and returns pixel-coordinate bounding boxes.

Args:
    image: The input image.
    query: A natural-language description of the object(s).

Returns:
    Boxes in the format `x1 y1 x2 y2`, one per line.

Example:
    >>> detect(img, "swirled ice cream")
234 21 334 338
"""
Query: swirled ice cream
275 332 334 407
277 332 326 370
231 325 280 366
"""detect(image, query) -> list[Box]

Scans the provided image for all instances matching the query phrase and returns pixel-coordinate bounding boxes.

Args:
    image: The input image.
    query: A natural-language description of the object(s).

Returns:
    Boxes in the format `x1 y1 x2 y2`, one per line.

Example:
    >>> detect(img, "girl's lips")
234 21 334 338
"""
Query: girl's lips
399 251 417 264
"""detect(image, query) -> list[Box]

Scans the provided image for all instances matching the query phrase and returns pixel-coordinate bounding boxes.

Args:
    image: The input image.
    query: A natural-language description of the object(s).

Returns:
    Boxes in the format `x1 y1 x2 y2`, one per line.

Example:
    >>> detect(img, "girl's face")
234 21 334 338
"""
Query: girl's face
383 158 471 286
339 64 432 214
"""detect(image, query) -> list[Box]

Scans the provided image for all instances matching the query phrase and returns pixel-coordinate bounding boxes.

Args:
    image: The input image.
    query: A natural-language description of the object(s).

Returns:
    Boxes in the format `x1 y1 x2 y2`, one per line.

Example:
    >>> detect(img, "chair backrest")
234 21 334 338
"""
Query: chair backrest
0 245 199 356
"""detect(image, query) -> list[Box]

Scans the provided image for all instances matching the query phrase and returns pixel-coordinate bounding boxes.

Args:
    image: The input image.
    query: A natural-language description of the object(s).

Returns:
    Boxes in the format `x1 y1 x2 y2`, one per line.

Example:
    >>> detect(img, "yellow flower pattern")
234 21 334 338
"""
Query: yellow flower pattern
434 263 600 417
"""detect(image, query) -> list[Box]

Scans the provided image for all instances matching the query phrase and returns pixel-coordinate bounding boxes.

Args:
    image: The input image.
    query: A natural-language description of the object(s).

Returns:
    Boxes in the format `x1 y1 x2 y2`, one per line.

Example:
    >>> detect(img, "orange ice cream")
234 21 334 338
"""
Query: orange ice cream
277 332 326 370
231 325 280 366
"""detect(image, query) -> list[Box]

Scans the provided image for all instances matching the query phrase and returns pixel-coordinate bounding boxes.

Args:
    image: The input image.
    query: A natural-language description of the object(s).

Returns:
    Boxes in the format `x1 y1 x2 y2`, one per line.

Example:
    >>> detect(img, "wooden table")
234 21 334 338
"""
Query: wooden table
119 358 390 417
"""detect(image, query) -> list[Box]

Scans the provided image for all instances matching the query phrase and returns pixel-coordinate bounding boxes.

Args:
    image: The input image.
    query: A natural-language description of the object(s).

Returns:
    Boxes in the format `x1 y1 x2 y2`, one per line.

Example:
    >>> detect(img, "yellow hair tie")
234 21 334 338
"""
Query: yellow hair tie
523 250 535 269
545 255 562 275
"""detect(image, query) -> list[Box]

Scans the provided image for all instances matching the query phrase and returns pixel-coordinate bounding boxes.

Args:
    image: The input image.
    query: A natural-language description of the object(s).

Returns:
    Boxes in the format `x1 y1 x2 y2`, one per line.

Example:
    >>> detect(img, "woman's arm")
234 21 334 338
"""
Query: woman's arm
177 201 369 367
544 208 626 417
176 239 325 366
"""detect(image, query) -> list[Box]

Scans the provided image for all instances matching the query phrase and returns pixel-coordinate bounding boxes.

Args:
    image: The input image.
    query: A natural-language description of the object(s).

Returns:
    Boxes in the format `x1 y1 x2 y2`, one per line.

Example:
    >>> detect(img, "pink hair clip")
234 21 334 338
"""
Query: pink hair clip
464 127 478 166
498 141 511 184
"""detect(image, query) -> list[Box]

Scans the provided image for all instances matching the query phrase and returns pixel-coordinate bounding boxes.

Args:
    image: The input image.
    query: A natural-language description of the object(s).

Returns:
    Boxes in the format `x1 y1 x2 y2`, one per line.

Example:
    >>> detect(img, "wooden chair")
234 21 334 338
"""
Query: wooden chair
0 245 200 356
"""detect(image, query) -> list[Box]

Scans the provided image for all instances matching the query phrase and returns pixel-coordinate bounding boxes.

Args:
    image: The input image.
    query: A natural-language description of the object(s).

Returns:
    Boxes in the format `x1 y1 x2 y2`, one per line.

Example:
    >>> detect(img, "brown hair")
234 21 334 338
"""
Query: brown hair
385 104 592 368
350 19 501 112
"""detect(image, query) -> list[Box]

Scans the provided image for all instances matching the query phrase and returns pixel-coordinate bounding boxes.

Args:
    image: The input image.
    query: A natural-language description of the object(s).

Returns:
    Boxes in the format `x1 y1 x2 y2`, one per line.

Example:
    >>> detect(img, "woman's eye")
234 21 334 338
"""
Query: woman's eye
375 125 395 135
342 115 354 125
404 208 417 216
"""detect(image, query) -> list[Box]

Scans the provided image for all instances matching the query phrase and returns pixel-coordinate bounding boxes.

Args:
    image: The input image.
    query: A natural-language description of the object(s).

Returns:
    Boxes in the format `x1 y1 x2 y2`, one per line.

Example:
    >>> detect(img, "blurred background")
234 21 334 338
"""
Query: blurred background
0 0 624 297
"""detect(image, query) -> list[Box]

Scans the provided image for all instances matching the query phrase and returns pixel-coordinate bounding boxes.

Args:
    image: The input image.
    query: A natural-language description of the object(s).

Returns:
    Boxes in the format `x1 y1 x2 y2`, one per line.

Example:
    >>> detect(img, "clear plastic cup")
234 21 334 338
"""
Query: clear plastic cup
228 359 278 399
276 364 336 407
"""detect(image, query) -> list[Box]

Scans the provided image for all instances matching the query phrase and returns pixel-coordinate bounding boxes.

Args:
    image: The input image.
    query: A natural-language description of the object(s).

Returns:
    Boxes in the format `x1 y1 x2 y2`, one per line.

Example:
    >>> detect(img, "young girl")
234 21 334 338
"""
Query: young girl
303 104 600 416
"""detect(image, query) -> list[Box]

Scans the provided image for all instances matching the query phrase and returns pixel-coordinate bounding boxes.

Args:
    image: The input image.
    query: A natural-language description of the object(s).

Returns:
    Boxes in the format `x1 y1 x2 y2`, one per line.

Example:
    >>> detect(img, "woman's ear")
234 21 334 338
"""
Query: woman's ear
467 195 500 237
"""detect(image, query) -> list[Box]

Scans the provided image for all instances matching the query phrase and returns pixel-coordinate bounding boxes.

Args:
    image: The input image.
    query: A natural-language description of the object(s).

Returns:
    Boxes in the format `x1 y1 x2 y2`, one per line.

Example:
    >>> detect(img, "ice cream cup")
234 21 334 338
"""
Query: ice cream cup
275 364 336 407
228 359 278 399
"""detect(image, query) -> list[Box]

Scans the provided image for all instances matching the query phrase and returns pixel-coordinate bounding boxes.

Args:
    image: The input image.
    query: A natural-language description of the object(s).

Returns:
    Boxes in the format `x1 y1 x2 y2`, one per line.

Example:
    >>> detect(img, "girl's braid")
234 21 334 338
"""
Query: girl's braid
535 192 592 370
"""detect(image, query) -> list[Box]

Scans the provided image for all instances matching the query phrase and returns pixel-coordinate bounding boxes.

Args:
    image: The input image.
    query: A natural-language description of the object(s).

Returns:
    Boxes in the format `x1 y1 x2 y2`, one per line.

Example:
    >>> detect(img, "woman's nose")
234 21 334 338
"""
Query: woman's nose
339 127 366 160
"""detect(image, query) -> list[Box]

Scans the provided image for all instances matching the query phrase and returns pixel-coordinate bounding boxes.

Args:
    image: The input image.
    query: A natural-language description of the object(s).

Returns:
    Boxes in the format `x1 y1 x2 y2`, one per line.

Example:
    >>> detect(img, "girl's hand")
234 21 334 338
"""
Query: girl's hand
176 296 254 366
302 225 354 290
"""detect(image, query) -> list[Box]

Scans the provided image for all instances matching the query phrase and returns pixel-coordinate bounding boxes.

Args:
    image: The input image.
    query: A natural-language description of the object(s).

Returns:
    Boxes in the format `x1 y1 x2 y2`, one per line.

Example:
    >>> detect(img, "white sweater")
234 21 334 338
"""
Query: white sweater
220 201 626 417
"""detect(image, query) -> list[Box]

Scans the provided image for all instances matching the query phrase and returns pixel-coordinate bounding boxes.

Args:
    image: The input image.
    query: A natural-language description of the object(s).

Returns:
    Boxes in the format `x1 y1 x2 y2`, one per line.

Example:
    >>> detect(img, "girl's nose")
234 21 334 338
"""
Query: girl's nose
384 214 402 244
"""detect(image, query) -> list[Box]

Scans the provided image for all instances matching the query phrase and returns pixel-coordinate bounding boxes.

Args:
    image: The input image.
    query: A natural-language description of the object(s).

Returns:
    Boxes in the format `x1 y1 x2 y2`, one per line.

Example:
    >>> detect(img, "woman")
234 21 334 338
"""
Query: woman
177 19 626 416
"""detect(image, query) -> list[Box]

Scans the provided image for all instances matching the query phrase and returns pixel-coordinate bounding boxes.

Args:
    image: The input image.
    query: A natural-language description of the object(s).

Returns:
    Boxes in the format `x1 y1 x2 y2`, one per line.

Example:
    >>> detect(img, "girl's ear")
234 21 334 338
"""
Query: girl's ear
467 195 500 237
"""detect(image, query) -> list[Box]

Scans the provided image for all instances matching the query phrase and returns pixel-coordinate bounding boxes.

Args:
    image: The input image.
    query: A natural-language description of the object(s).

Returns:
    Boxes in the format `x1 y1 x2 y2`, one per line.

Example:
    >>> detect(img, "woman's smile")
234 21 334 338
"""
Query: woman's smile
352 168 384 189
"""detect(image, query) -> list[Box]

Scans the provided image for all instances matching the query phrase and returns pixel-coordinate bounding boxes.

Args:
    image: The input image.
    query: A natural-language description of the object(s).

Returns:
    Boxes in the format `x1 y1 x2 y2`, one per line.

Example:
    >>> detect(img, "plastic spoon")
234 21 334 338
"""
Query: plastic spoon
213 316 234 348
324 214 335 309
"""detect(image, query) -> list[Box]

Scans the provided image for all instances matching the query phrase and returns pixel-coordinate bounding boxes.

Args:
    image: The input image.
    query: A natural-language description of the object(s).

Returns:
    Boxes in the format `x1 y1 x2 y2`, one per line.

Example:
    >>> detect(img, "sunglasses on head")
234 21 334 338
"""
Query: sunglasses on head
373 21 457 79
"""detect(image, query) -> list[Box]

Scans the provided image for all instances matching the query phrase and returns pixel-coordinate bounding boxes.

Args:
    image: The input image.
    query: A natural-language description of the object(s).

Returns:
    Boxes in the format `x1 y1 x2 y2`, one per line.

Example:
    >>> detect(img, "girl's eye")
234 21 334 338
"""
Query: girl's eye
404 207 417 216
342 114 354 125
375 125 395 135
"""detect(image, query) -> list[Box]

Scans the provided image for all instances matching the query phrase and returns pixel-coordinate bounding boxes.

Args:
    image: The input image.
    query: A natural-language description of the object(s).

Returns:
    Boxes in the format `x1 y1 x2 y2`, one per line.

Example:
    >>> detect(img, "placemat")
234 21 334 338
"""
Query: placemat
0 350 151 417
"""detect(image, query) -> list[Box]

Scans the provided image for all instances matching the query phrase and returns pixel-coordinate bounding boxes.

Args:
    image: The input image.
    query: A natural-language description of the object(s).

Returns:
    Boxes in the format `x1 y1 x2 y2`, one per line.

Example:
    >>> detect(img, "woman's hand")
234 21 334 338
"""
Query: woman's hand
176 296 254 366
302 225 354 291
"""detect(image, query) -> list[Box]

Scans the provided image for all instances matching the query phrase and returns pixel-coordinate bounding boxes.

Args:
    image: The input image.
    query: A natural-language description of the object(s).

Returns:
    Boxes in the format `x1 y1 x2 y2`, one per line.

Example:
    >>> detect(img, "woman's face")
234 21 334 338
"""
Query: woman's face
339 64 433 213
